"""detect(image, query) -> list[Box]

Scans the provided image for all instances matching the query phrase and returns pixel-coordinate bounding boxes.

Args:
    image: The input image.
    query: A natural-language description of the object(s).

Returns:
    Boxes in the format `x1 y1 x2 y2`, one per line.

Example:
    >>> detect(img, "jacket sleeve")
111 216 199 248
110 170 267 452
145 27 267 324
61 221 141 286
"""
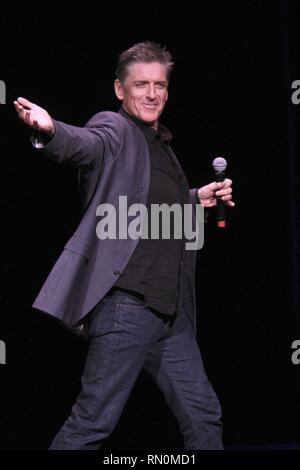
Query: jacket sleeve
189 187 199 205
31 112 123 170
189 187 209 222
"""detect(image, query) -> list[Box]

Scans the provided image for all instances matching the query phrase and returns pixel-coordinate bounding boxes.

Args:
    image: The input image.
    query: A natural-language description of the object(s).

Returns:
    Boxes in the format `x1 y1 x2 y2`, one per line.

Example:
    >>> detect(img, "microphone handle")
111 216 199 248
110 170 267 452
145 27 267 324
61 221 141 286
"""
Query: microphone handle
215 171 226 228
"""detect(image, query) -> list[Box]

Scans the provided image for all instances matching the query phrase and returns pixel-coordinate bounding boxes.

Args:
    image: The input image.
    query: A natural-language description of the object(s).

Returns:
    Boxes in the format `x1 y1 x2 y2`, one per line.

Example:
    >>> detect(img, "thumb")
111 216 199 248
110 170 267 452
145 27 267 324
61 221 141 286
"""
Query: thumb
208 182 220 191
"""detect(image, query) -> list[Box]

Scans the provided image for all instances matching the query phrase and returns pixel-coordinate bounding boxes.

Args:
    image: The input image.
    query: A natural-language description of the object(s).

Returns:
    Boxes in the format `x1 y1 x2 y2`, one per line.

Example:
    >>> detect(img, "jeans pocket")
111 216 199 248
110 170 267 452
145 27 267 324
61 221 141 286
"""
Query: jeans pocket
88 296 117 337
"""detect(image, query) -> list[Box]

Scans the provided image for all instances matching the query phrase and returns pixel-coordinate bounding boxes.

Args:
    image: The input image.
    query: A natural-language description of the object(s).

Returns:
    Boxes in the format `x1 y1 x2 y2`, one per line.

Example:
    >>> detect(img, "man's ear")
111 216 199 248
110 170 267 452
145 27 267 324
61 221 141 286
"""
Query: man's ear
114 79 124 101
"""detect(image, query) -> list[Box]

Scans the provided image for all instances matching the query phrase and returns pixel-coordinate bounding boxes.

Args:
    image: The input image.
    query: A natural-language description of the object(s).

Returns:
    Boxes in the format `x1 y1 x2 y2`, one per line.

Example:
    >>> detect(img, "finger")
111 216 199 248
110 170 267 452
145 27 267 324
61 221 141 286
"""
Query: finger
24 110 34 126
199 196 216 207
223 178 232 187
216 179 232 189
226 201 235 207
17 96 33 109
14 101 24 113
206 199 216 207
221 194 233 201
216 187 232 197
208 182 219 192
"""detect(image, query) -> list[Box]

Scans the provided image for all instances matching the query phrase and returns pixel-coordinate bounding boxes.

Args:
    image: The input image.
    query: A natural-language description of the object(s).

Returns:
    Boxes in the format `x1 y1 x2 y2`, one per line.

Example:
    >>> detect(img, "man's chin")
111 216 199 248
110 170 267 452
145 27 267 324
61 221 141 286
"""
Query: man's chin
139 111 160 124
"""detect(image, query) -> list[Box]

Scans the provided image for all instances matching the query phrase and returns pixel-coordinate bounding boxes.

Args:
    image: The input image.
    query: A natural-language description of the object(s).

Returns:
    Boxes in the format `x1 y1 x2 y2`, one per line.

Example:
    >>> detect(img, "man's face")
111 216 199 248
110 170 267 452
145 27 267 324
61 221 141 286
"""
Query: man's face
114 62 169 130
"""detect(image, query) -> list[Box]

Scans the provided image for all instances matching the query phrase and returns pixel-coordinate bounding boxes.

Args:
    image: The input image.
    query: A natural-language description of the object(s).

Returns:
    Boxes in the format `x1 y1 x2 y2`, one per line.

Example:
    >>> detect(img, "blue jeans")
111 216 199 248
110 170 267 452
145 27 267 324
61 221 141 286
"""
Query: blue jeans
49 289 223 450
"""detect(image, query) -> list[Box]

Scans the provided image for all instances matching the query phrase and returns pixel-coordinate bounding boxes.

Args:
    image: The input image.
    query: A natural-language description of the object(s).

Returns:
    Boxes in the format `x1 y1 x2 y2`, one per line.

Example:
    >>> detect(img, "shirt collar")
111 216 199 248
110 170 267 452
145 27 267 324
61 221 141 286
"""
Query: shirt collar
119 107 173 144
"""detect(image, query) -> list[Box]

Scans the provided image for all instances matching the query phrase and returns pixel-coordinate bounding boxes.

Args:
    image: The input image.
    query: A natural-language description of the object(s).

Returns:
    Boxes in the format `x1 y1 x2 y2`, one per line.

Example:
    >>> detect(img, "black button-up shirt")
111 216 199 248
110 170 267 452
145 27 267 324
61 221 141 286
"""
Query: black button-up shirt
114 109 188 315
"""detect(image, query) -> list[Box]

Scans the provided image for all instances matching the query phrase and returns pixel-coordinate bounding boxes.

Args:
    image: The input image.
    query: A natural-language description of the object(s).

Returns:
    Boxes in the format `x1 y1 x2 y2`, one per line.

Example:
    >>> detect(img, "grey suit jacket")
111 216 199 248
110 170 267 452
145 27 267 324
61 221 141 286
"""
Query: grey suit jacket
32 110 199 332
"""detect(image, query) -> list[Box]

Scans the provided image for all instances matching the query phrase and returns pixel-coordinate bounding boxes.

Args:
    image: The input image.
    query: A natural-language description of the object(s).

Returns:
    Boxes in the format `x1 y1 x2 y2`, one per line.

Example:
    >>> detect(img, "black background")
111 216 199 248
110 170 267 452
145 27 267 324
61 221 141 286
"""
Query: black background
1 0 300 450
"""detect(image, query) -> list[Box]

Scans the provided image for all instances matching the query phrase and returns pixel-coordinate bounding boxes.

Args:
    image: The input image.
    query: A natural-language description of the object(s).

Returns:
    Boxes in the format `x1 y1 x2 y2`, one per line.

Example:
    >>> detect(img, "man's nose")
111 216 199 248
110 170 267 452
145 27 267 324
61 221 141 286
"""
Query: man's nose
146 84 156 99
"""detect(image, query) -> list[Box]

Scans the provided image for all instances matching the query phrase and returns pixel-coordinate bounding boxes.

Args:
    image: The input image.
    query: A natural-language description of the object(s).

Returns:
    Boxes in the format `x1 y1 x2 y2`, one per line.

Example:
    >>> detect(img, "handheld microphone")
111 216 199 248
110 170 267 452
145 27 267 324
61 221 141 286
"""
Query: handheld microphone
212 157 228 228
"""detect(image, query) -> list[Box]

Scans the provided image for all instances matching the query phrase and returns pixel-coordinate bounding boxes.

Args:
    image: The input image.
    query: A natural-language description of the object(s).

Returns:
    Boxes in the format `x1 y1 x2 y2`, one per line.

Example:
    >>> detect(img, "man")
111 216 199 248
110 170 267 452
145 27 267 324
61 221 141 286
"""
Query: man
14 42 234 450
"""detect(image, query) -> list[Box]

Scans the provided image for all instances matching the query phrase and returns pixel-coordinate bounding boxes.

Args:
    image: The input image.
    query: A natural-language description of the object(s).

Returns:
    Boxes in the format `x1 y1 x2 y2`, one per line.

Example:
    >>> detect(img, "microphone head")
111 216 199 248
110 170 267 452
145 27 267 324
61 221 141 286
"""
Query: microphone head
212 156 227 173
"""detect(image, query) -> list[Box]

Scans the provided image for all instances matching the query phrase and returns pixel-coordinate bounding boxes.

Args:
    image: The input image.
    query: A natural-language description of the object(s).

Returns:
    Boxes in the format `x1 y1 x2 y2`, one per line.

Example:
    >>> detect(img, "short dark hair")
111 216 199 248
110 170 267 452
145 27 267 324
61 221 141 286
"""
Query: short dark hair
115 41 174 83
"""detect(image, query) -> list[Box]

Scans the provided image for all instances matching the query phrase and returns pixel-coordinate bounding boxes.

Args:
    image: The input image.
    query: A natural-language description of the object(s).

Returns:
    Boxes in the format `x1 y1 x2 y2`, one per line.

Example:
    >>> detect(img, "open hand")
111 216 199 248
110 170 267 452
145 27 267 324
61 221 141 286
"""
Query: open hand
14 97 55 135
